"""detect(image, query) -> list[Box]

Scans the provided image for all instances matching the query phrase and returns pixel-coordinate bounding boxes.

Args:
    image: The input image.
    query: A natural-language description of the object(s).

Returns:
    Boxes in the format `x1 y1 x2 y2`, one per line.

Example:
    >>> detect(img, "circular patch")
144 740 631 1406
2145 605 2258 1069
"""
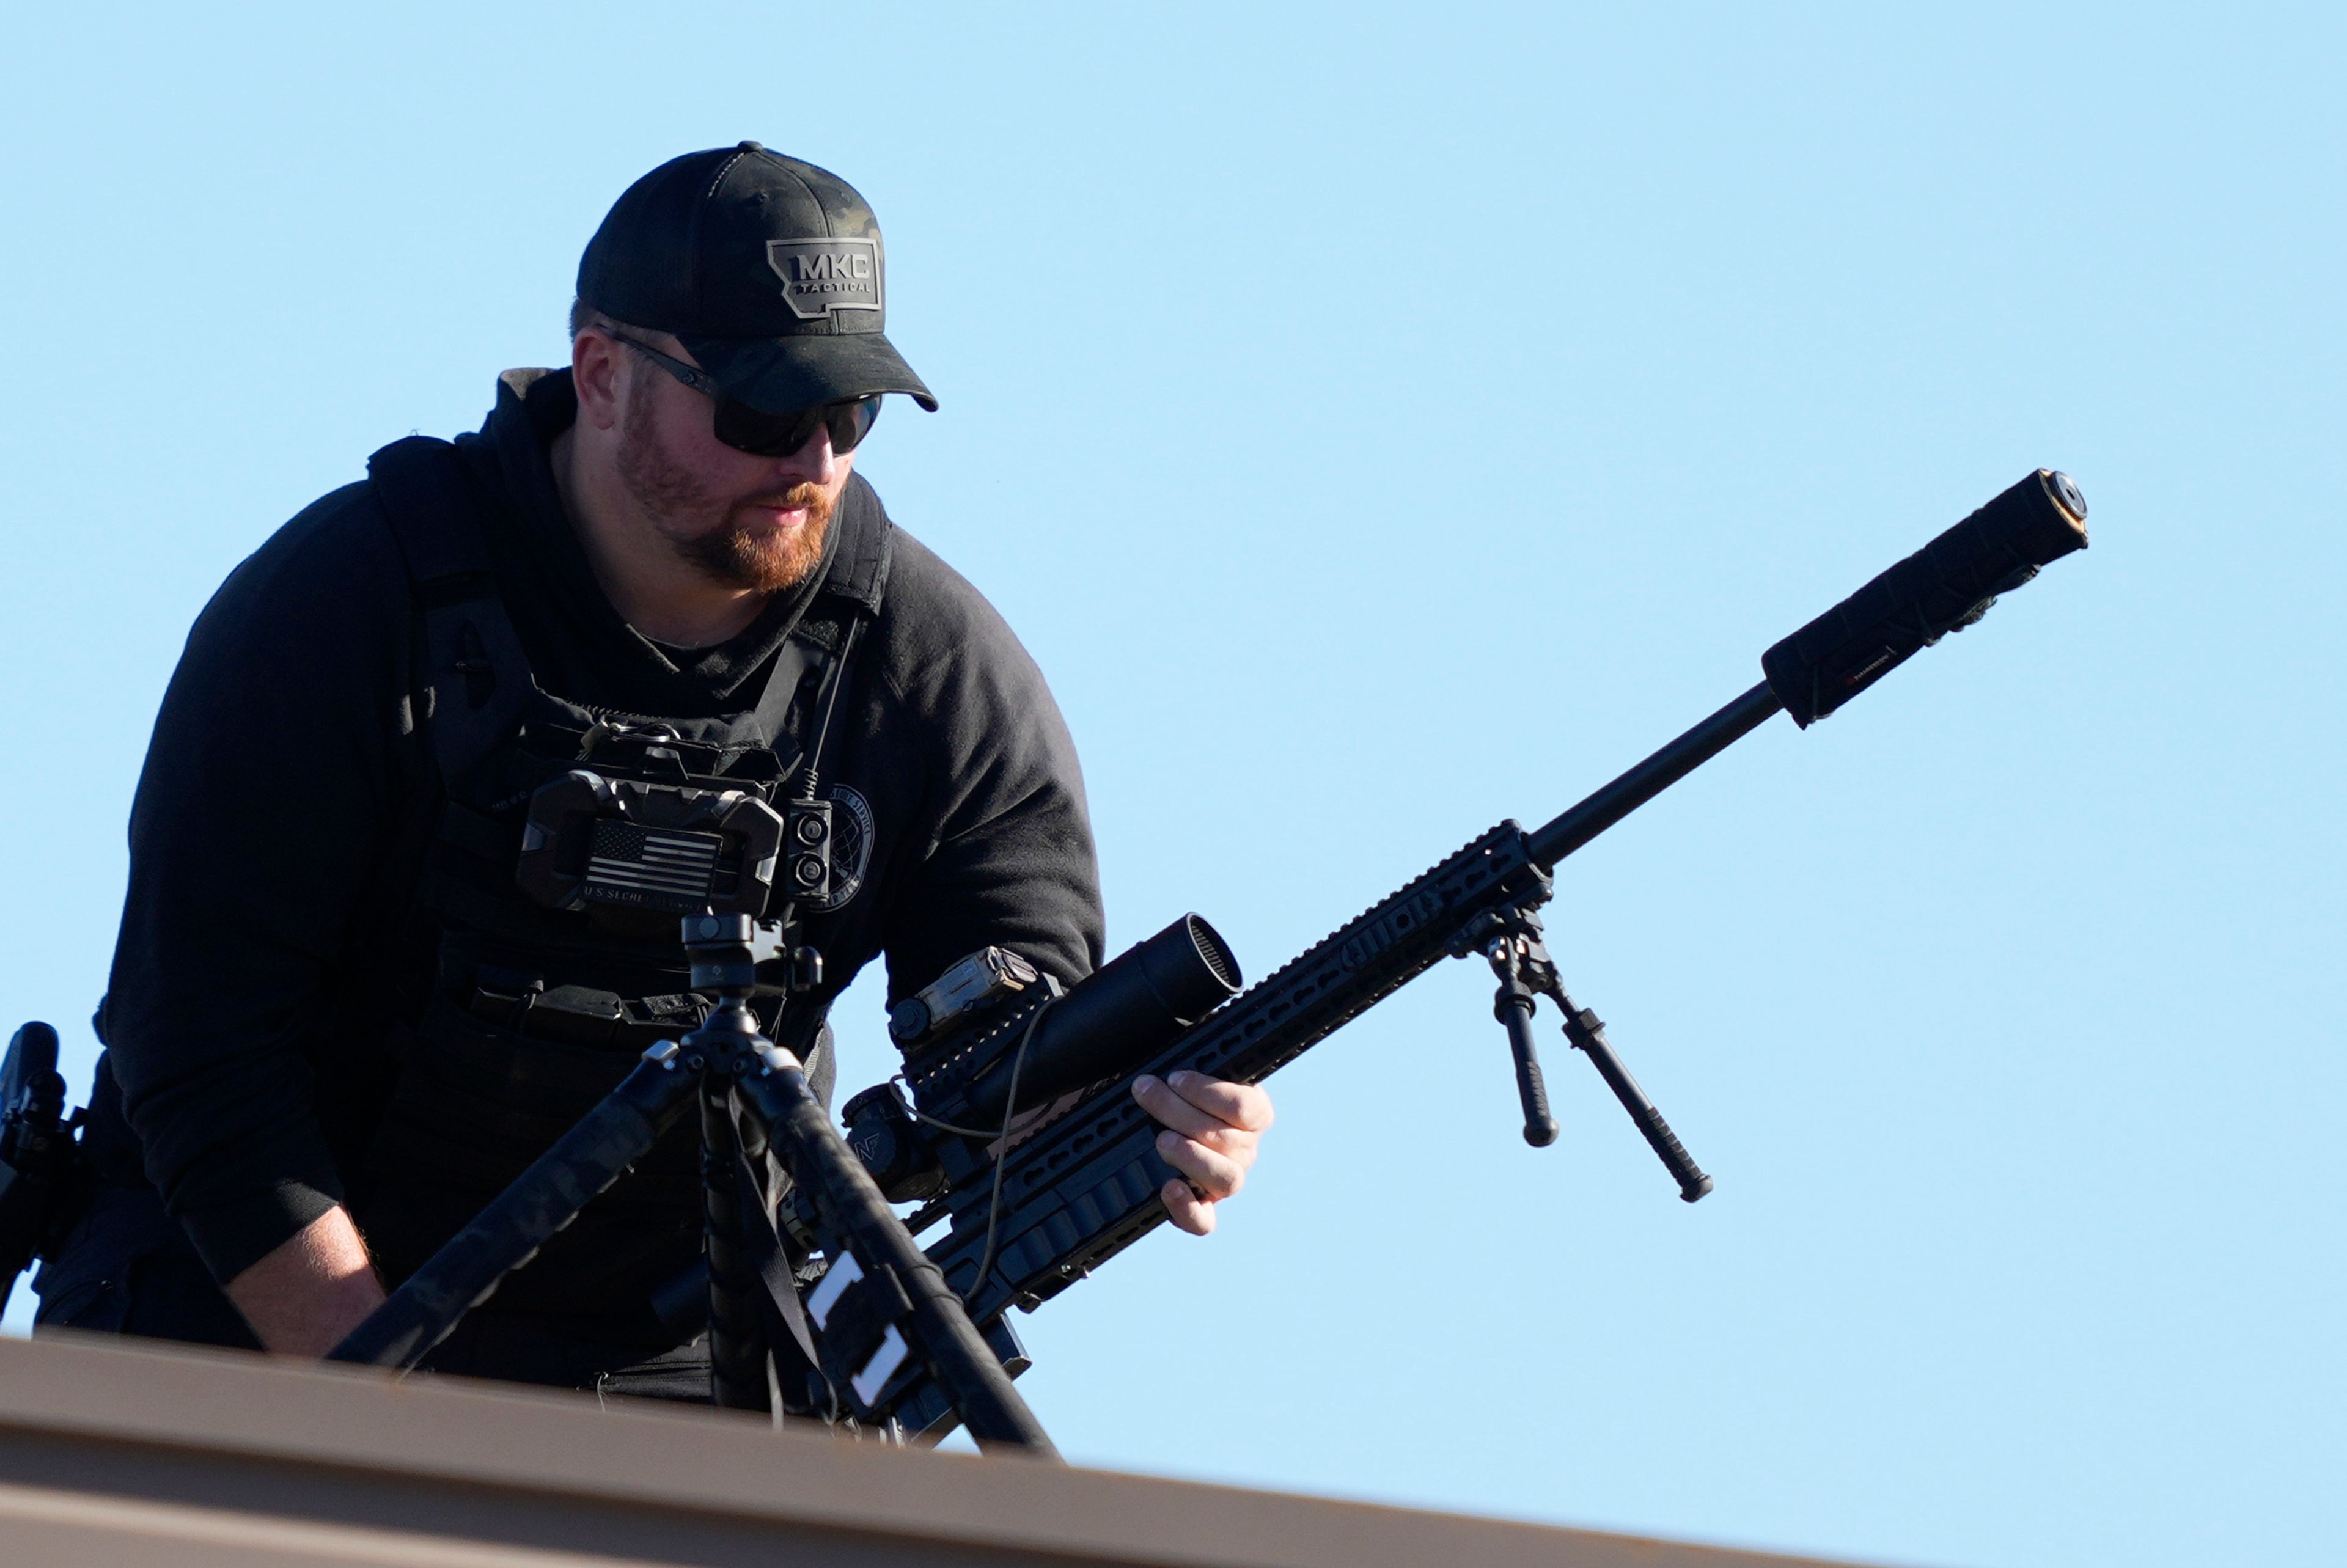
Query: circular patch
801 783 875 914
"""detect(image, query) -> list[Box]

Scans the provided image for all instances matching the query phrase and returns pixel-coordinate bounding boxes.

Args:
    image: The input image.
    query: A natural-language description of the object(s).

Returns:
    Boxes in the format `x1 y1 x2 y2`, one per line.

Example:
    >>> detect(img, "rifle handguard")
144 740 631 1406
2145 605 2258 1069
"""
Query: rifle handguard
1761 469 2088 726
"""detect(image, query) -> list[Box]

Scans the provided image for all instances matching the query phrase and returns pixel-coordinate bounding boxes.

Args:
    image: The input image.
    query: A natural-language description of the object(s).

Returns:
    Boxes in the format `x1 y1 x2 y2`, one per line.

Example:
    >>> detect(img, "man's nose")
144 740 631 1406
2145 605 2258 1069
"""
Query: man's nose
768 427 838 486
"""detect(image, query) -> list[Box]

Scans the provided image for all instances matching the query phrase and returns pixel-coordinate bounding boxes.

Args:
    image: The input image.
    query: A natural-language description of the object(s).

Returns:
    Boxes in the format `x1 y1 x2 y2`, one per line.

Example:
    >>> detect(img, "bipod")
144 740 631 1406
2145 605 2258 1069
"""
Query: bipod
1453 905 1714 1202
329 915 1057 1457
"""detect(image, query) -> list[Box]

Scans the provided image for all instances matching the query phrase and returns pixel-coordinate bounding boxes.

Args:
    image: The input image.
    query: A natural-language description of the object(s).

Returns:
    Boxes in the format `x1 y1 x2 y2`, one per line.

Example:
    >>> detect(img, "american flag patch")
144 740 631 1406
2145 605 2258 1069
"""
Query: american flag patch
582 819 722 906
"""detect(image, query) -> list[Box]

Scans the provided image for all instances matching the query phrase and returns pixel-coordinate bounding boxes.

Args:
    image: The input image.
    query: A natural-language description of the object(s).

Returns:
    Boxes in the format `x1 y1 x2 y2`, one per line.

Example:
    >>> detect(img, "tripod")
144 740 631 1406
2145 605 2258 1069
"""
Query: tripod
329 914 1056 1457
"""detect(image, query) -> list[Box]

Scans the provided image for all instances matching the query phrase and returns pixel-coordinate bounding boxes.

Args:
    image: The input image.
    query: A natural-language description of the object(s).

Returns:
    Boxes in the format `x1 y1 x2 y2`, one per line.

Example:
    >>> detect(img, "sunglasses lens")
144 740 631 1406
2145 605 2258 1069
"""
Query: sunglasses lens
712 395 884 458
713 400 820 457
829 395 882 455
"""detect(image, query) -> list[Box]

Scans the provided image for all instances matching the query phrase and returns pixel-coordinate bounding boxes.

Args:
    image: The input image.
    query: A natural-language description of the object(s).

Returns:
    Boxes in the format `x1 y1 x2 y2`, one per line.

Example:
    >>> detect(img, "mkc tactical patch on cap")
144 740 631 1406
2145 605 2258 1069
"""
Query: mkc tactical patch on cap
766 238 883 320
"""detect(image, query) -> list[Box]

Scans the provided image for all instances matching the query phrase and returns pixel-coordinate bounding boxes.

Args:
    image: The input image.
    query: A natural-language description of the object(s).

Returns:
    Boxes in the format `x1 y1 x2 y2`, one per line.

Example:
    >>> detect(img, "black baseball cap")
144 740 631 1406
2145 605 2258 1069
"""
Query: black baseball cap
577 142 936 414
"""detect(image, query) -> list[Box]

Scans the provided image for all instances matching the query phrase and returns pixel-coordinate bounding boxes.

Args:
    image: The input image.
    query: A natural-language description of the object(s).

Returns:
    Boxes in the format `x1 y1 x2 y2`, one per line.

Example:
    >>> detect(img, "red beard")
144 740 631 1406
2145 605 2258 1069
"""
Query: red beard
616 394 835 592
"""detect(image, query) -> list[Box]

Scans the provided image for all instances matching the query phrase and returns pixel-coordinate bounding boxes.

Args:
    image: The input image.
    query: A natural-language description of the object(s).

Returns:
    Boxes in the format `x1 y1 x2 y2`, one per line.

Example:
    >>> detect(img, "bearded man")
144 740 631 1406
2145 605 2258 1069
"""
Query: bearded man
35 144 1272 1401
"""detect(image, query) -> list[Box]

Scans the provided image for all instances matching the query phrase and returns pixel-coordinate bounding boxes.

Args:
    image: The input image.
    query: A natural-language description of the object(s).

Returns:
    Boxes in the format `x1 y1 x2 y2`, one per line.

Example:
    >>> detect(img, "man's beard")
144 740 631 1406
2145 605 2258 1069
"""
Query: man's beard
615 392 834 593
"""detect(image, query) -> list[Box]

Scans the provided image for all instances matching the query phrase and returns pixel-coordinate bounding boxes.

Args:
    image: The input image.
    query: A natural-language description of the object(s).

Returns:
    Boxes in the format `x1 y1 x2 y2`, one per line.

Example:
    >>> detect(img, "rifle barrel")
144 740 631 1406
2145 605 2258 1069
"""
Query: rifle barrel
1526 681 1783 870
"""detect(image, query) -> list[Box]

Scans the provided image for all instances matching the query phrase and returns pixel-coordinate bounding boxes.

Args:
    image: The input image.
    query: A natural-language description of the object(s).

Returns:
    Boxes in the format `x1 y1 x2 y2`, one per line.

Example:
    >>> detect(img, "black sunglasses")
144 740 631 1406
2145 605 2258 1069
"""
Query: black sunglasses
607 332 883 458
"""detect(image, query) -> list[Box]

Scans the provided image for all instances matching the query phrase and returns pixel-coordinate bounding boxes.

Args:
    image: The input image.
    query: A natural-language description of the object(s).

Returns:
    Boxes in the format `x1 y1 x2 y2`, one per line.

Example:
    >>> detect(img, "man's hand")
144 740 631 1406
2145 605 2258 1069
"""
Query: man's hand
1129 1070 1275 1236
223 1206 386 1357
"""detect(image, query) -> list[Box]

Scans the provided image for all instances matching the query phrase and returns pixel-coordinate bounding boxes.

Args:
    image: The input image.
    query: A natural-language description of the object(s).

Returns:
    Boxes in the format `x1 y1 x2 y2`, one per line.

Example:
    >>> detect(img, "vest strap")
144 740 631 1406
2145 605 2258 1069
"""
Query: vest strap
368 437 536 794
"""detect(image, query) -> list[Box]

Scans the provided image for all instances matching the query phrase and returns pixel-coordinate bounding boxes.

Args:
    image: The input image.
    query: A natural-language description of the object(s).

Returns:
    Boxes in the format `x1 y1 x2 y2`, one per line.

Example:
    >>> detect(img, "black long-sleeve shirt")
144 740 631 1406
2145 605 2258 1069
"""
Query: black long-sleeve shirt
88 369 1105 1286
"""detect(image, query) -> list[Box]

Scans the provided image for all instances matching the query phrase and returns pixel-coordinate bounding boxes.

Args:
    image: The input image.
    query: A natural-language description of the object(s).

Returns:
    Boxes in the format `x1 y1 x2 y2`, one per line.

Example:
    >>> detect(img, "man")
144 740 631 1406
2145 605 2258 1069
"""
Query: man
35 144 1272 1400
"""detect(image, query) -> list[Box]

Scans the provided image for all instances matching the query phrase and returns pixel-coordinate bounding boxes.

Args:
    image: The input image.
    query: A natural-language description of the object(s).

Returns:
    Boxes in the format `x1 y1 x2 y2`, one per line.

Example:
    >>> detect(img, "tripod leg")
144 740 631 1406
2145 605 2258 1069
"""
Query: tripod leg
729 1094 834 1423
702 1072 772 1412
737 1046 1059 1458
330 1050 699 1370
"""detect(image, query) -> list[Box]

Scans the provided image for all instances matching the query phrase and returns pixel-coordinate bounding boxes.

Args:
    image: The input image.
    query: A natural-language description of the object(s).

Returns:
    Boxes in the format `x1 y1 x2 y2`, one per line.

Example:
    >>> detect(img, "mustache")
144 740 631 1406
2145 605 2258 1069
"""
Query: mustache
735 481 829 514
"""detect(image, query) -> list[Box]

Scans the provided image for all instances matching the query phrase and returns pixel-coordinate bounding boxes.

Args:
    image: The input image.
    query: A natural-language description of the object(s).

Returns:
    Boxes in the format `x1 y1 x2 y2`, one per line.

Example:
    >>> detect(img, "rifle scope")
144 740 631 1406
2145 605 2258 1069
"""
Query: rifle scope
921 915 1242 1130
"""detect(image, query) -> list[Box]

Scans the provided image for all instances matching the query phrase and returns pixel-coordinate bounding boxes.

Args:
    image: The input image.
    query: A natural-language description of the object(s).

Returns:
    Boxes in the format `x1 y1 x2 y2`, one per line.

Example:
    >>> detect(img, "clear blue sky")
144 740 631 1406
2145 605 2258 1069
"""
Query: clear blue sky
2 5 2339 1566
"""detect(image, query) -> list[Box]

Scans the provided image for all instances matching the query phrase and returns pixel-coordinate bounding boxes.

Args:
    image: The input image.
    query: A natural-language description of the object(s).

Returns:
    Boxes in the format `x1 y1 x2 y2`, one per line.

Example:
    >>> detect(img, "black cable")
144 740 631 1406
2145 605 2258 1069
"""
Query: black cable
795 618 862 804
920 997 1056 1306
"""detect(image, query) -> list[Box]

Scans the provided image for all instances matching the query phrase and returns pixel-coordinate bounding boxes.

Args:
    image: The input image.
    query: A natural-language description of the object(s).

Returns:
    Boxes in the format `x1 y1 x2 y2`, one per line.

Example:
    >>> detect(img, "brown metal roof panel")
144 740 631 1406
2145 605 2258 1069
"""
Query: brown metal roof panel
0 1332 1881 1568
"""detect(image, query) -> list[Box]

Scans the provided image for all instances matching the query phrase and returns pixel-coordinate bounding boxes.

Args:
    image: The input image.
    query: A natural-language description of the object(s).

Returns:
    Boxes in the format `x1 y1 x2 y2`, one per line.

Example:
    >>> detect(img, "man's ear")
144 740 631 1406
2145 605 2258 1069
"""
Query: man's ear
572 330 626 434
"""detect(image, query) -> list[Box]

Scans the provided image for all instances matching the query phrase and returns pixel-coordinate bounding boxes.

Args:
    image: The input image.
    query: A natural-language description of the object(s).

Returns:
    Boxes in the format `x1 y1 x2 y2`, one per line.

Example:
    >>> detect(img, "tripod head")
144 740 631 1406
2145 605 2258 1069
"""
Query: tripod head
670 911 825 1013
683 912 766 1001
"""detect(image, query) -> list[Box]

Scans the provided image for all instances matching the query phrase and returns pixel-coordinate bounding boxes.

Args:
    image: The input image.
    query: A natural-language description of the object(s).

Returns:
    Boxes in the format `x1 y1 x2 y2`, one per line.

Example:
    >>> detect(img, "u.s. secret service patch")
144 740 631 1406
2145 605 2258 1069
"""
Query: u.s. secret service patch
800 783 874 914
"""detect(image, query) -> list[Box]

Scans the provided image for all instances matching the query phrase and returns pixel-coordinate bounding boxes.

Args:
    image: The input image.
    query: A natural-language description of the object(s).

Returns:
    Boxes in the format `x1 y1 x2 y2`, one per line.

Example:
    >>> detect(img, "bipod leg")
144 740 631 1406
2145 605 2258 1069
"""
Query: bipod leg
329 1046 700 1371
1480 928 1560 1148
1546 984 1716 1204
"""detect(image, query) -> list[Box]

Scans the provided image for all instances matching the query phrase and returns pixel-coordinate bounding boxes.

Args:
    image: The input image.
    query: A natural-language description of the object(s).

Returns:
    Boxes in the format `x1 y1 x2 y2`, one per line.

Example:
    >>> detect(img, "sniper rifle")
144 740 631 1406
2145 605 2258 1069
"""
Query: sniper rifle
830 468 2092 1438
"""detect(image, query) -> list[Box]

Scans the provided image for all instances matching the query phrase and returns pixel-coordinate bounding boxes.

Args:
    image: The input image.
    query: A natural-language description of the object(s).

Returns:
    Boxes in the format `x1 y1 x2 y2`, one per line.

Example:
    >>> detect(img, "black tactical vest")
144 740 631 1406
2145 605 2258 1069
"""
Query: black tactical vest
353 436 888 1343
